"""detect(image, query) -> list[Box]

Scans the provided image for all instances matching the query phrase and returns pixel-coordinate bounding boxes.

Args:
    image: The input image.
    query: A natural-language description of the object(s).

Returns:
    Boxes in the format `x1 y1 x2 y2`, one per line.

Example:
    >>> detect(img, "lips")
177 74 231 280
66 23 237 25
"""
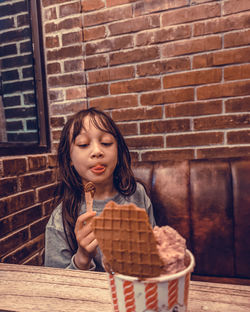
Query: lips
91 165 106 174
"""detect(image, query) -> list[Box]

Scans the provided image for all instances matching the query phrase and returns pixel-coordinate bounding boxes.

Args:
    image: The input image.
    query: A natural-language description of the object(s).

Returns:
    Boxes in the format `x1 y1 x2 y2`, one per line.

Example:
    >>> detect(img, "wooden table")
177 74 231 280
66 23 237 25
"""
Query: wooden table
0 263 249 312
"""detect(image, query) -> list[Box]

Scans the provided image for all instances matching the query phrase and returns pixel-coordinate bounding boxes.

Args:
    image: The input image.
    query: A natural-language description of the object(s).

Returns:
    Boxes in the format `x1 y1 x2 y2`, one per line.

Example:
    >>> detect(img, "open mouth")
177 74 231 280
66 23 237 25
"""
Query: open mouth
91 165 106 174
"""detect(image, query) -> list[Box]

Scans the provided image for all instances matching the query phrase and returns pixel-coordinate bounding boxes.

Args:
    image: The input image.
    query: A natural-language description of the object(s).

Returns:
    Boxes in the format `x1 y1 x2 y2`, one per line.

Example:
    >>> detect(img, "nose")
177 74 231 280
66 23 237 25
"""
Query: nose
90 142 104 158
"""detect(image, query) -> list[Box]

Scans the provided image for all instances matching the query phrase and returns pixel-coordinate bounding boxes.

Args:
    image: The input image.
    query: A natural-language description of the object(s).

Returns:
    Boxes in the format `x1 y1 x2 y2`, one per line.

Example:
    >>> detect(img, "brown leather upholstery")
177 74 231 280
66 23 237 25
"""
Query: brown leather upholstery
132 157 250 280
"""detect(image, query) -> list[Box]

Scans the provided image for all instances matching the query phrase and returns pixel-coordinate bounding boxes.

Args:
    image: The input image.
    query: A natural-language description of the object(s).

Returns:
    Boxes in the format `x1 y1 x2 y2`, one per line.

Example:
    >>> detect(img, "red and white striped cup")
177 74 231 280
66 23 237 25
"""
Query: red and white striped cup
108 249 195 312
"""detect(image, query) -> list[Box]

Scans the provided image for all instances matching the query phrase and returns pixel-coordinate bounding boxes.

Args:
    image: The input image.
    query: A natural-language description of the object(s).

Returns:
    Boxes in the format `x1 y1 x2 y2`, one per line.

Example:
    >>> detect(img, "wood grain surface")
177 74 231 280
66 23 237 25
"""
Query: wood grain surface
0 263 249 312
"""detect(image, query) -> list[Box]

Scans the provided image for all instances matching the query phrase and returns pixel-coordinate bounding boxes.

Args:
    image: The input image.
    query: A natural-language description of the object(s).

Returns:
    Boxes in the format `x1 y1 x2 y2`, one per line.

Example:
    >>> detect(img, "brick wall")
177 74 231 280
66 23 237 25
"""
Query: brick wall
1 0 250 265
0 0 38 143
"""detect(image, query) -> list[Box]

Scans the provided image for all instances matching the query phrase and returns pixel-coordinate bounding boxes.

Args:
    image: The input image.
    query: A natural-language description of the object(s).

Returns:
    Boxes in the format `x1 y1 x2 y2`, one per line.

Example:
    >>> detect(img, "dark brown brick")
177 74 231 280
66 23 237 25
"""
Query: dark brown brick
0 178 18 198
89 94 138 110
141 149 194 161
140 119 190 134
165 100 222 117
47 45 83 61
227 130 250 144
28 156 47 171
85 55 108 70
20 170 55 191
87 84 109 97
48 72 85 87
0 191 35 218
37 183 58 202
3 158 27 176
0 228 29 258
194 114 250 131
118 122 138 136
166 132 223 147
225 97 250 113
112 106 162 122
110 78 161 94
126 136 164 149
137 57 190 77
197 146 250 159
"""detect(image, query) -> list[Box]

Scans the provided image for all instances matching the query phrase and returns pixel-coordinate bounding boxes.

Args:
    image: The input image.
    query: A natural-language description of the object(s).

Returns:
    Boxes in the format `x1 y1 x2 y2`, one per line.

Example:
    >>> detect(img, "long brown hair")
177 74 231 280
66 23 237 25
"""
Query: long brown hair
56 108 136 251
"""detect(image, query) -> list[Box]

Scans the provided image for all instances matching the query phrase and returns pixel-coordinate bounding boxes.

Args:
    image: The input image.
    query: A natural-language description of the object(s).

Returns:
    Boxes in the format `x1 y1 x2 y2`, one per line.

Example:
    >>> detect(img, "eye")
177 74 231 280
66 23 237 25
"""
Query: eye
101 142 113 146
78 144 88 148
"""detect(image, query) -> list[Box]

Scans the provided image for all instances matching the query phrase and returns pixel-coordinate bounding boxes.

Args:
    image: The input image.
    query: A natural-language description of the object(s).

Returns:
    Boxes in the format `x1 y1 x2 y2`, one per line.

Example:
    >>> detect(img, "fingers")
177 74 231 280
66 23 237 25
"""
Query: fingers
75 211 96 233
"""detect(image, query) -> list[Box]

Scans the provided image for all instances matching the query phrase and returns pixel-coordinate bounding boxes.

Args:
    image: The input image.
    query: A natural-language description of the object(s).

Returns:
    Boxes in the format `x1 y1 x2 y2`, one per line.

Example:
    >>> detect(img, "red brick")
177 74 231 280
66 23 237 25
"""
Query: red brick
48 73 85 87
126 136 164 149
197 80 250 100
45 35 59 48
49 89 64 102
59 2 80 17
140 119 190 134
166 132 223 147
47 45 83 61
194 13 250 36
3 158 26 176
82 0 105 12
110 78 161 94
0 228 29 258
51 101 87 115
20 170 56 191
85 55 108 70
83 26 106 41
112 106 162 122
163 68 222 89
84 6 132 27
45 17 82 33
227 130 250 144
193 47 250 69
136 25 191 46
109 15 159 36
165 100 222 118
28 156 47 171
86 35 133 55
87 84 108 97
62 31 82 46
162 3 221 26
118 122 138 136
0 191 35 218
64 59 84 72
135 0 188 16
52 130 62 141
197 146 250 159
141 149 194 161
163 35 221 58
88 66 134 84
107 0 137 7
194 114 250 130
44 7 57 20
141 88 194 106
66 86 86 100
224 29 250 48
223 0 250 15
47 62 61 74
110 46 159 66
89 94 138 110
224 64 250 81
225 97 250 113
137 57 190 77
50 116 65 128
43 0 73 7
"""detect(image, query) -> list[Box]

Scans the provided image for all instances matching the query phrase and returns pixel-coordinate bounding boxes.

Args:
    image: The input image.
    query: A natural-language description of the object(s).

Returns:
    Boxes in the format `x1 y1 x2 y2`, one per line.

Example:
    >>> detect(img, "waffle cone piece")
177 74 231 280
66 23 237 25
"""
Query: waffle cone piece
92 201 163 278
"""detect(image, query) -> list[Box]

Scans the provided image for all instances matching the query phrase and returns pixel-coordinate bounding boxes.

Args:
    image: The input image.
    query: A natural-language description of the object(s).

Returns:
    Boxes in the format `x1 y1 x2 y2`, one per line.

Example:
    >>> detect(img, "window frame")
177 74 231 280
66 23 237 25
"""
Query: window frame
0 0 50 156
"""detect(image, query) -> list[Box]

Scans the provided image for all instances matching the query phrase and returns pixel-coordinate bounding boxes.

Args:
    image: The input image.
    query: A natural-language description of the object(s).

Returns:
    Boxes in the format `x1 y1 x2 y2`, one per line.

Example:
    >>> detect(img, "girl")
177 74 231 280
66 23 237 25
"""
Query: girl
44 108 155 271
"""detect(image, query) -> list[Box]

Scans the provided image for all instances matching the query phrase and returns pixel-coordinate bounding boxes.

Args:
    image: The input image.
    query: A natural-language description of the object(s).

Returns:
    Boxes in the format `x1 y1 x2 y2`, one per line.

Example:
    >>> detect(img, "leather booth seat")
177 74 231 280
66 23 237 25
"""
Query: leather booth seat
132 157 250 283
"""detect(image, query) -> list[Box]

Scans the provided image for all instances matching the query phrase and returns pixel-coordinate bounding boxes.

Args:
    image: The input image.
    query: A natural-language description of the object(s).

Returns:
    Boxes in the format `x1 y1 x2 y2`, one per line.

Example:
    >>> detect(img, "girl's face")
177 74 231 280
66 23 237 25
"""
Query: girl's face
70 115 118 187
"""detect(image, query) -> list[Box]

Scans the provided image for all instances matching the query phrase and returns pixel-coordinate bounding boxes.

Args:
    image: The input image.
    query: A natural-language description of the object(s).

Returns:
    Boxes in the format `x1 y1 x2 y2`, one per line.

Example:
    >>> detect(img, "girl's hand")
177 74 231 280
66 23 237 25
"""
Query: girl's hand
74 211 98 270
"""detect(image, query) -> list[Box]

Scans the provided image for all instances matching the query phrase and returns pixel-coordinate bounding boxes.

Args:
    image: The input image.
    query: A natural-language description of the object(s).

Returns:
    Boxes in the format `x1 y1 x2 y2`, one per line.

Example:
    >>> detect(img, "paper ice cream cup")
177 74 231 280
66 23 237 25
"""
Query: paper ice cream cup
108 249 195 312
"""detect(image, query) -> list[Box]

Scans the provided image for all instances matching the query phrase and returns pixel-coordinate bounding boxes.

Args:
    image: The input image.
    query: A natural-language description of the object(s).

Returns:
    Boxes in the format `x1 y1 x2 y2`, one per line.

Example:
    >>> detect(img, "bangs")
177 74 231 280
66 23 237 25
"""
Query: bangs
71 110 117 143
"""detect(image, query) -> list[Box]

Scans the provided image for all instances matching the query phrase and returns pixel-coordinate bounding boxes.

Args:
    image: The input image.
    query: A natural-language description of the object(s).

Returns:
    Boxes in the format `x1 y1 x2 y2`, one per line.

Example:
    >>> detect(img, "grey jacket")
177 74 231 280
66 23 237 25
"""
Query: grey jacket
44 183 155 270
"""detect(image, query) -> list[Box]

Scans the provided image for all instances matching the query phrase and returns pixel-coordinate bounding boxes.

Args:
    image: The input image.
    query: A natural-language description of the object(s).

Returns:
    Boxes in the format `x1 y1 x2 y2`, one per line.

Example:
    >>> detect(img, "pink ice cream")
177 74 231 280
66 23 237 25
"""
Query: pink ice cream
153 225 187 275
